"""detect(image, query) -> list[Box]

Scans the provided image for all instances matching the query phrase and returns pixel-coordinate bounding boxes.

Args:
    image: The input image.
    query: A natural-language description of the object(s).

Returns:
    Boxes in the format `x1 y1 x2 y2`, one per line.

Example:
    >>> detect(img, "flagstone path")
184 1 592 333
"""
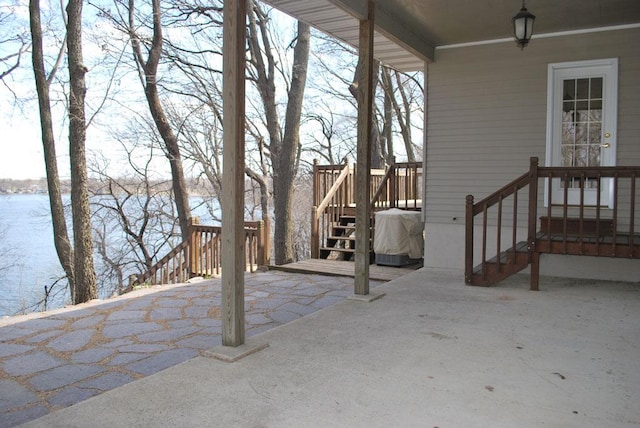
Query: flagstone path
0 271 383 427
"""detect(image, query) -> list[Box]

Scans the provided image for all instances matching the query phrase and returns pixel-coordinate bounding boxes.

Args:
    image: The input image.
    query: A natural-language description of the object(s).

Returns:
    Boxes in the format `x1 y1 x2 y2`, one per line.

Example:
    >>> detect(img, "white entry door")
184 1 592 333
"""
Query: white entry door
546 58 618 207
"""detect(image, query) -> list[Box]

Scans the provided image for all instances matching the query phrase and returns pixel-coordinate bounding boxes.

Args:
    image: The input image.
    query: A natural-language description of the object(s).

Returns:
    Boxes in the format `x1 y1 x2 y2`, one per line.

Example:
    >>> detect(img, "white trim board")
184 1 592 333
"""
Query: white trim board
436 23 640 50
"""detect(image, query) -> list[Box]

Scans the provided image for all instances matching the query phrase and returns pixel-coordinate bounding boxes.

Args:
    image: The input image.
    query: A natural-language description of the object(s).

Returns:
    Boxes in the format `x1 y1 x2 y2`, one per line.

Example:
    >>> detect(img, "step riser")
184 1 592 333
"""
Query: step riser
469 241 530 287
321 214 375 260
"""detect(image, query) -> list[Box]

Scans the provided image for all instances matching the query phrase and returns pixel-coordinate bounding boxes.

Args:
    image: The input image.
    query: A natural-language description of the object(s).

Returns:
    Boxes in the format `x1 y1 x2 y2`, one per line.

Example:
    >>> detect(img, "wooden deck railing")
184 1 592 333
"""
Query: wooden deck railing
311 159 422 258
465 157 640 289
131 219 269 288
371 160 423 210
311 161 353 259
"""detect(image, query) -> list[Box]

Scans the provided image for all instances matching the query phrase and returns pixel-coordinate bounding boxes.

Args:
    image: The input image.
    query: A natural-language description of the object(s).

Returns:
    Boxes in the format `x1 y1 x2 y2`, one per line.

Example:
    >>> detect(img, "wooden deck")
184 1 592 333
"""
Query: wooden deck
268 259 422 282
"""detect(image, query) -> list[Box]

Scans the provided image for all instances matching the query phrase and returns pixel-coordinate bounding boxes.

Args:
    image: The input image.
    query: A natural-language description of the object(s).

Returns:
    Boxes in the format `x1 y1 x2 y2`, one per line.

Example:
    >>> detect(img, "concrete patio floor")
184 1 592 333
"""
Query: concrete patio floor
14 268 640 427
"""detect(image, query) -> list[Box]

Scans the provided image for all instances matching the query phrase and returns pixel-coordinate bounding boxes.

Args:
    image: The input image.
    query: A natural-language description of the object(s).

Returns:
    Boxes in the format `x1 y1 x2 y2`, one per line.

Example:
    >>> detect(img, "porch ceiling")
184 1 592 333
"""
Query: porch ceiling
261 0 640 71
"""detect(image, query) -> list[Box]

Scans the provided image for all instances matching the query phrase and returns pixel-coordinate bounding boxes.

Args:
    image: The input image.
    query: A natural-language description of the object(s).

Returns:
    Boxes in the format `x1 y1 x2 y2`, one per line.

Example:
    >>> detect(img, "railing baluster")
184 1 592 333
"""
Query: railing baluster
613 173 619 255
497 195 503 273
546 172 552 248
579 173 585 254
482 205 488 280
465 195 474 284
512 184 518 266
248 231 255 272
562 172 569 254
630 174 636 254
215 234 220 275
596 174 602 253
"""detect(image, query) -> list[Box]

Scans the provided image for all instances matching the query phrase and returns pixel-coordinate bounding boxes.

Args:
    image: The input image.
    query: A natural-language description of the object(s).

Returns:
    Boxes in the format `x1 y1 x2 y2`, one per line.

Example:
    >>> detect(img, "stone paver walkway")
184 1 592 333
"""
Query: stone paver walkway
0 271 383 427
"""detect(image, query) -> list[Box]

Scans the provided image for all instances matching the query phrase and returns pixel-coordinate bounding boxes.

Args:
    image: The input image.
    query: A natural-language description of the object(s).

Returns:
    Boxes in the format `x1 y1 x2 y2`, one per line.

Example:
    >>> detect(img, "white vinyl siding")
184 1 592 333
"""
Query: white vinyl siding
425 27 640 227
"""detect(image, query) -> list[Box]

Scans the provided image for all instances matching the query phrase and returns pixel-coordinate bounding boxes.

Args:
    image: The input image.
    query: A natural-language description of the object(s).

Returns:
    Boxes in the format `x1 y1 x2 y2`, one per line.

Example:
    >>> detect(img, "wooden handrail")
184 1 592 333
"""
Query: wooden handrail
471 172 530 216
130 220 268 288
133 239 192 288
371 163 396 207
466 156 640 288
374 161 422 210
315 163 351 216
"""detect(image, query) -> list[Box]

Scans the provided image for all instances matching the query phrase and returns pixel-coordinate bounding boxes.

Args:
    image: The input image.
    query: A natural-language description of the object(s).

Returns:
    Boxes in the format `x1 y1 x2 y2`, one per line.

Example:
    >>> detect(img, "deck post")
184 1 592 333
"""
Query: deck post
389 157 396 208
464 195 474 284
354 1 375 296
311 207 319 259
221 0 246 347
312 159 319 208
189 217 200 277
264 217 271 266
528 157 539 291
256 220 266 268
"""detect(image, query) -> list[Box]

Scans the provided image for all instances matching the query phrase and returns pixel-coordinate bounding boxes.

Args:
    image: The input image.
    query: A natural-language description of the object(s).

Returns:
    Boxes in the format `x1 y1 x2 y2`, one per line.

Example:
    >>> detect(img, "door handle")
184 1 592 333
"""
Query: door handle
600 143 610 148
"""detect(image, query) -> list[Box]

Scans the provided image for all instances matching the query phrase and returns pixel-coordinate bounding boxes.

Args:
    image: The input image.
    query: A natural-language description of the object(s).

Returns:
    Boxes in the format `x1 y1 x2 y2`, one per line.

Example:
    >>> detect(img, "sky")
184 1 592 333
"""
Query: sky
2 112 48 179
0 1 423 181
1 0 72 180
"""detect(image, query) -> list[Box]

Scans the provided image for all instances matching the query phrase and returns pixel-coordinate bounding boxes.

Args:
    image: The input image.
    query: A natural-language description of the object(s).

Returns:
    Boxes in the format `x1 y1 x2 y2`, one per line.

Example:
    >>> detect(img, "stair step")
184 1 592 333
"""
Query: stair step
319 214 376 261
320 247 355 253
474 246 528 270
469 241 530 287
332 225 356 232
337 215 373 225
328 235 357 241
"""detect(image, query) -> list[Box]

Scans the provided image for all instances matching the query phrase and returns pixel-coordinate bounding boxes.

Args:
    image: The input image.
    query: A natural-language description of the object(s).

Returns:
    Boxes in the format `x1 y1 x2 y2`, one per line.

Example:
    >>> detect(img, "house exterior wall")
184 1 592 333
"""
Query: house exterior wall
424 27 640 281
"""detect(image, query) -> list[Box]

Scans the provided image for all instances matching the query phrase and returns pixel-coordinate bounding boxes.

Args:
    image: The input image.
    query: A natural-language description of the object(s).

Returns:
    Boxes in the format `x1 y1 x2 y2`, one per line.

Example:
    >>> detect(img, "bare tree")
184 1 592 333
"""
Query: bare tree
67 0 98 302
29 0 76 301
0 7 29 81
0 221 20 285
247 1 310 265
90 139 179 295
127 0 192 240
381 67 424 162
311 34 424 166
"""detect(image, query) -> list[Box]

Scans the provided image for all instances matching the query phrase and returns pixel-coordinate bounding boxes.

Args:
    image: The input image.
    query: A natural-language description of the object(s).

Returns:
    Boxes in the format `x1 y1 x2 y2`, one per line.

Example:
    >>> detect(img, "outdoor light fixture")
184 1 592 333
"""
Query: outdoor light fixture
512 0 536 49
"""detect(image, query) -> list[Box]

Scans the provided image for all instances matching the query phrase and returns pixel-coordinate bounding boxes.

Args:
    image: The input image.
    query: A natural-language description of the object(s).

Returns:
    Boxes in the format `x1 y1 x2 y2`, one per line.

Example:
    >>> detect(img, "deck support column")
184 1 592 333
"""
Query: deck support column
354 1 375 296
221 0 246 347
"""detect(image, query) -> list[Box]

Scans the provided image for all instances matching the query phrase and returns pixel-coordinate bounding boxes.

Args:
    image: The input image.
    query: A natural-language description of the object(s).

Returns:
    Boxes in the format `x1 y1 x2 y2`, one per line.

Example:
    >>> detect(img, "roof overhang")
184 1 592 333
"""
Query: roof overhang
260 0 640 72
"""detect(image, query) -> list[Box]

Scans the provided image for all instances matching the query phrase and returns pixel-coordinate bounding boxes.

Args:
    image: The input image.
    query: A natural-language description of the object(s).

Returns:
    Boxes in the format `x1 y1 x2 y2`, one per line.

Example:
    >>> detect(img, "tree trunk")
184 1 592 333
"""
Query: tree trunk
247 2 311 265
350 58 383 168
381 67 394 164
392 70 415 162
66 0 97 303
272 21 310 265
29 0 76 301
144 84 192 240
129 0 191 240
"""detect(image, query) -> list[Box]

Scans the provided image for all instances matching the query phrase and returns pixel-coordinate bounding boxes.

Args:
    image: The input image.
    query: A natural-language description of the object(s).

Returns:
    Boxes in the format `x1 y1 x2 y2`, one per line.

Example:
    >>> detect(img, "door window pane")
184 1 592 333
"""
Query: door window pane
561 77 603 188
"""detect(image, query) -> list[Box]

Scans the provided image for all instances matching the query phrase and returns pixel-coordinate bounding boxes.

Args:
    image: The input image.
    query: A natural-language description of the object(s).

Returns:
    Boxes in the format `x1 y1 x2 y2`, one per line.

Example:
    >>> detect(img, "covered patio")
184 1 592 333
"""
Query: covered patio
19 269 640 427
215 0 640 349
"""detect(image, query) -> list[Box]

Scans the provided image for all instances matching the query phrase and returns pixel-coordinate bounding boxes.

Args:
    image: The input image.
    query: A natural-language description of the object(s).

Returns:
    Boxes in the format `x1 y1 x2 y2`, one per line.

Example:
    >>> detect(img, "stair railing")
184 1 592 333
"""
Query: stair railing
131 219 268 288
465 161 534 284
466 157 640 288
371 160 423 211
311 159 423 258
311 161 352 258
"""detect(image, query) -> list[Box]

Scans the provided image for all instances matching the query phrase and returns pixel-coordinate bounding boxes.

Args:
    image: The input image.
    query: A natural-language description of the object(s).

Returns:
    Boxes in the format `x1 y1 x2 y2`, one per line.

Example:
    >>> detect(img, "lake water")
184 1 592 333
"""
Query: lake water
0 194 218 317
0 194 66 316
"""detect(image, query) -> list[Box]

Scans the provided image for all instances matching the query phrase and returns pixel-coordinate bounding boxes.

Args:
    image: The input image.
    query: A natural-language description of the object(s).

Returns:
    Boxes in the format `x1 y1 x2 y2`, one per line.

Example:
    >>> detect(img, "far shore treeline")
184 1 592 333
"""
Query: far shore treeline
0 177 228 196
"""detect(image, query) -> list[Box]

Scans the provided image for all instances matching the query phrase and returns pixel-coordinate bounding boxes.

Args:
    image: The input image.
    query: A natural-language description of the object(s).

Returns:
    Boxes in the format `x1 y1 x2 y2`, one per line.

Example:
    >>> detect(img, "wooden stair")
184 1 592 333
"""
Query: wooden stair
319 215 375 262
466 158 640 290
469 241 530 287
